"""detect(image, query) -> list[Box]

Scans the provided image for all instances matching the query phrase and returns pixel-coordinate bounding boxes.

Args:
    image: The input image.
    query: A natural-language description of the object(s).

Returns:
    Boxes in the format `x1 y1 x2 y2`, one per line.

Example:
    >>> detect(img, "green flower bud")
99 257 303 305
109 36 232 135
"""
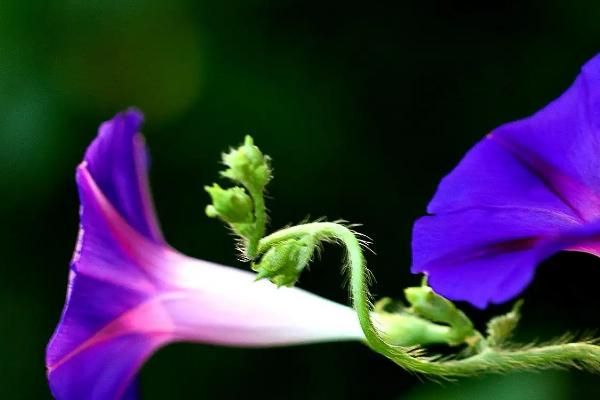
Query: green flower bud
204 183 254 224
253 236 315 287
221 135 272 190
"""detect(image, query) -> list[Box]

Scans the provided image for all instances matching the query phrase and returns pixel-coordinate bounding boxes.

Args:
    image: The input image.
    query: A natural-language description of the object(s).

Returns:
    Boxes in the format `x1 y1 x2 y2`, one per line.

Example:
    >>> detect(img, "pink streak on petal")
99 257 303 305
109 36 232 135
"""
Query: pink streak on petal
491 132 600 222
76 163 167 289
47 296 175 373
111 335 169 400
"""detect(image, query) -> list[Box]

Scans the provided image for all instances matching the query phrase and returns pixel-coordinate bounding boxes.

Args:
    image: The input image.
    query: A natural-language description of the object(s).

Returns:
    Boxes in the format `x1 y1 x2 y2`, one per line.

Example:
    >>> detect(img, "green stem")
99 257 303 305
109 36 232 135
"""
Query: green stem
259 222 600 376
246 187 266 259
259 222 407 352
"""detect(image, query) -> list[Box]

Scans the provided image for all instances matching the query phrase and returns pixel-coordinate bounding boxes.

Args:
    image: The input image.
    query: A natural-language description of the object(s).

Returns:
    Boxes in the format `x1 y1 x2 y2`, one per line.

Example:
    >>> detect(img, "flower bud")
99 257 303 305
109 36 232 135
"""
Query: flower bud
253 237 315 287
221 135 272 190
205 184 254 224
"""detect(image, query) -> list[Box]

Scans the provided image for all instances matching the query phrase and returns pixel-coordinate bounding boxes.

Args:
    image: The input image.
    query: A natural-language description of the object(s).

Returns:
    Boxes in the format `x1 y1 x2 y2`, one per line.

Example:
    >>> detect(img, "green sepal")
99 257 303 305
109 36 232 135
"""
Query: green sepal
486 300 523 348
404 286 475 345
372 298 454 346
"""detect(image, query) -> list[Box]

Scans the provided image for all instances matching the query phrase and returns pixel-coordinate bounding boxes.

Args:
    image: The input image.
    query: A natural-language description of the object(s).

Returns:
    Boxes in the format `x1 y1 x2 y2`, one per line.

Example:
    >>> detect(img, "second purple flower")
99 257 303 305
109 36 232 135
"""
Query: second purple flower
412 53 600 308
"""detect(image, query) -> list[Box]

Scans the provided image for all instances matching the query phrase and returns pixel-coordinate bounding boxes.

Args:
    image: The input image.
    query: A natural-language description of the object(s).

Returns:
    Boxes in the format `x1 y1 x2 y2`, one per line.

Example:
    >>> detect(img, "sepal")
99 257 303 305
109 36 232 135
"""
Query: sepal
405 285 475 345
372 298 453 346
486 300 523 348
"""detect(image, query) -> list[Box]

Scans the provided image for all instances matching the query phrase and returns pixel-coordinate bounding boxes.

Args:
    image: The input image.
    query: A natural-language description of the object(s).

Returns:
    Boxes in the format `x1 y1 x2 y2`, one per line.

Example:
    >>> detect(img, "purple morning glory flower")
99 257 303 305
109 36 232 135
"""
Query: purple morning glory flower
412 54 600 309
46 110 363 400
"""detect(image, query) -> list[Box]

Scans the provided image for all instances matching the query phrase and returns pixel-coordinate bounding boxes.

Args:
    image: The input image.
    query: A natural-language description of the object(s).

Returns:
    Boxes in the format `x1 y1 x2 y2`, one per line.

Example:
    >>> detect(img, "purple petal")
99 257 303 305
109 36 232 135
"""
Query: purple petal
427 134 580 218
48 334 168 400
428 55 600 220
412 208 579 308
413 54 600 307
47 166 170 399
46 163 161 367
84 109 164 243
492 57 600 220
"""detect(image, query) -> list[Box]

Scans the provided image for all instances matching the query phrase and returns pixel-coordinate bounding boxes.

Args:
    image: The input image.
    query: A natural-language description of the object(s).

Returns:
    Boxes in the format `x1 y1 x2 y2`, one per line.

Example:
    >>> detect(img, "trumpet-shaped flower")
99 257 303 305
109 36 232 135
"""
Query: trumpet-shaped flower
46 110 363 400
412 54 600 308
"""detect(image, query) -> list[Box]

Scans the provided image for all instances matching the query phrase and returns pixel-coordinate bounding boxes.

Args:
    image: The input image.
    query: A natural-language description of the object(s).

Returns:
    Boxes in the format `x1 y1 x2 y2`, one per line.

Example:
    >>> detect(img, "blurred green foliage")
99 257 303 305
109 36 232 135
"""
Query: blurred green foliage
404 372 568 400
2 0 600 398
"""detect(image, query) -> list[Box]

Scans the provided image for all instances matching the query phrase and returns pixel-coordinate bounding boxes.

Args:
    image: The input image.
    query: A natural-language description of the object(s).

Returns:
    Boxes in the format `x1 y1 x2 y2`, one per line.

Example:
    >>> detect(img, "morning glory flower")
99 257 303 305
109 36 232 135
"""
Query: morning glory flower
46 110 363 400
412 54 600 308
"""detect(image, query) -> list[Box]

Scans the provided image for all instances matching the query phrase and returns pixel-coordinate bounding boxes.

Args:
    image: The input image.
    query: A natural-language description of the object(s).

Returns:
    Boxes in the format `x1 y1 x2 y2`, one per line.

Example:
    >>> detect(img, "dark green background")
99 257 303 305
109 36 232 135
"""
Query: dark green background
2 1 600 398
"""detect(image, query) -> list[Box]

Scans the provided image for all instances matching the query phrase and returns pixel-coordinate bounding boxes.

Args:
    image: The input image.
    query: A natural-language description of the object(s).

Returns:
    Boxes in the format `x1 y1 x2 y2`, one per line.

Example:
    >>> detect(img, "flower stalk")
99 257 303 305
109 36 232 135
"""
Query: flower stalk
205 135 271 258
207 136 600 377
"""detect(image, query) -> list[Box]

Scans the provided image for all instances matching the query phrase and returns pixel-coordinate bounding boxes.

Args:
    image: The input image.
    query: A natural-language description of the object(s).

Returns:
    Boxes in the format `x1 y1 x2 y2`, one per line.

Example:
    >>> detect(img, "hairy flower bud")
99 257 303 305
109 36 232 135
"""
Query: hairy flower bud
221 135 272 190
253 236 315 287
205 183 254 224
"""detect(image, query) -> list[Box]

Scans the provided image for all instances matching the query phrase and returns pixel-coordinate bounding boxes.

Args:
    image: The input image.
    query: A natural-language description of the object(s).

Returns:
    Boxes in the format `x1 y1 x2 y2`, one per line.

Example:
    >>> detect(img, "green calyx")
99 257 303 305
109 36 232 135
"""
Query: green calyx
372 298 454 347
371 285 480 348
486 300 523 348
404 285 477 346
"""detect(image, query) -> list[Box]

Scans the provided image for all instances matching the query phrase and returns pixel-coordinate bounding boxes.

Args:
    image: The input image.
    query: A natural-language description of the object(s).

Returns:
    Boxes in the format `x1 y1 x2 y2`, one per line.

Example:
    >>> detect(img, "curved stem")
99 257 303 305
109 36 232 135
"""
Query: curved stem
259 222 600 376
259 222 410 353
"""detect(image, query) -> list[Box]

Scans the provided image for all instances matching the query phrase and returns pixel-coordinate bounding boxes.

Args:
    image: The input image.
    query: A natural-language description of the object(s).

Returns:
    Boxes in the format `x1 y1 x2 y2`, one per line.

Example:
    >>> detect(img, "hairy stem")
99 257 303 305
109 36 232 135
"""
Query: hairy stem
259 222 600 376
246 187 267 259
